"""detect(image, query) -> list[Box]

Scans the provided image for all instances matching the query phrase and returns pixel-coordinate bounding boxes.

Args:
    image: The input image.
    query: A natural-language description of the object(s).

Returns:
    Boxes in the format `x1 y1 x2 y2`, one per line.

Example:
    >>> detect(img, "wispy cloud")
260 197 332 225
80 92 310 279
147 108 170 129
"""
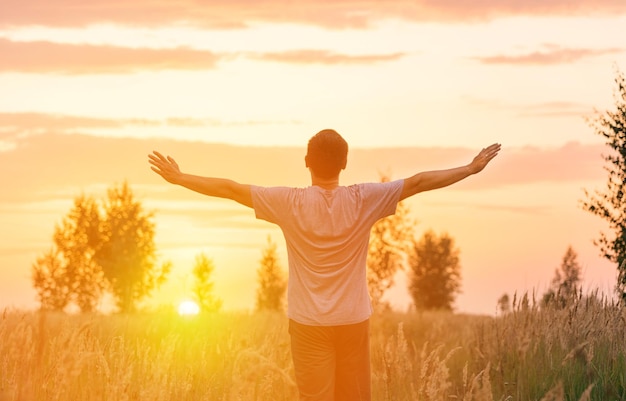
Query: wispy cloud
474 46 625 65
462 97 594 119
0 112 158 130
0 113 110 130
0 38 405 74
516 102 595 118
2 0 624 29
0 112 301 135
422 200 551 216
165 118 208 128
249 50 405 65
0 38 222 74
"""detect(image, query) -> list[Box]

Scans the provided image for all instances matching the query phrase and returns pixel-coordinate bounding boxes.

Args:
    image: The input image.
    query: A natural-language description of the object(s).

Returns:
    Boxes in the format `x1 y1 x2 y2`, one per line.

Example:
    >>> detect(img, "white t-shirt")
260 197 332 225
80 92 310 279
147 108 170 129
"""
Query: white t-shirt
251 180 404 326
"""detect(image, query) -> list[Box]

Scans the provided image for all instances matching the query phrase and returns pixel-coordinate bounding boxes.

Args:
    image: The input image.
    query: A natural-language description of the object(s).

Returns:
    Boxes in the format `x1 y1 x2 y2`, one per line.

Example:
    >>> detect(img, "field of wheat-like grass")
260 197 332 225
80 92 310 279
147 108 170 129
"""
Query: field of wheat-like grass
1 295 624 400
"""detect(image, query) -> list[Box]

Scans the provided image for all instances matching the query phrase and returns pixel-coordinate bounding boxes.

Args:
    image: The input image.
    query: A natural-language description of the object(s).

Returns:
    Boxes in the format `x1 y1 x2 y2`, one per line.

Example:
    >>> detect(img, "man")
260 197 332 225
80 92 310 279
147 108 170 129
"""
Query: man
148 129 501 401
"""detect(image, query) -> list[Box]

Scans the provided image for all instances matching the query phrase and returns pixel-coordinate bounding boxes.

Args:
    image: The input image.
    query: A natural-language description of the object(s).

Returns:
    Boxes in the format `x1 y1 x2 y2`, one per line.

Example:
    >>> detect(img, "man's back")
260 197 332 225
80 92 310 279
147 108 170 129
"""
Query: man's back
251 181 403 325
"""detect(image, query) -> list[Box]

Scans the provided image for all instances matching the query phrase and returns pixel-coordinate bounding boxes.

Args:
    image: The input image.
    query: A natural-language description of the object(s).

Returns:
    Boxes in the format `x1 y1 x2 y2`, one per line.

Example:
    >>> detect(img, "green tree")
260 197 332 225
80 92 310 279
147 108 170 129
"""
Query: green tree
408 230 461 311
582 68 626 302
255 236 287 312
31 248 71 311
542 246 582 307
367 175 414 311
192 253 223 313
96 182 170 312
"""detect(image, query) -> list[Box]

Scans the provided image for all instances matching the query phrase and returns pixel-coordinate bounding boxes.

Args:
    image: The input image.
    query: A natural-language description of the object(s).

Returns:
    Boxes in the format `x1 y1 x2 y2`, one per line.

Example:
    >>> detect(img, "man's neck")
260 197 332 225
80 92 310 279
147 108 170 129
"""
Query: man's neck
311 175 340 190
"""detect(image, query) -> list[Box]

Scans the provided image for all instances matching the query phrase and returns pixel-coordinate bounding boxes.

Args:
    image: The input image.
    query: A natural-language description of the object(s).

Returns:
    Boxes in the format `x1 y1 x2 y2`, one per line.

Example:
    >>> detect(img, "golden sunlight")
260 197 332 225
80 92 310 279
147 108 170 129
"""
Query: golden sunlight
177 300 200 316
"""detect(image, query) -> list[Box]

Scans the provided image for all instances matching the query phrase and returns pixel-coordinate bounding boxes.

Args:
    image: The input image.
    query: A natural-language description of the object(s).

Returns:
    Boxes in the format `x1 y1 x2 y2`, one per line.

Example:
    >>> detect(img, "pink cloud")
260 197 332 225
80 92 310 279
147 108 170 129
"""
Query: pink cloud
0 38 222 74
0 112 160 130
462 97 595 119
249 50 405 65
0 39 405 74
516 102 595 118
165 118 209 128
1 0 624 29
0 112 300 135
479 141 606 188
474 47 625 65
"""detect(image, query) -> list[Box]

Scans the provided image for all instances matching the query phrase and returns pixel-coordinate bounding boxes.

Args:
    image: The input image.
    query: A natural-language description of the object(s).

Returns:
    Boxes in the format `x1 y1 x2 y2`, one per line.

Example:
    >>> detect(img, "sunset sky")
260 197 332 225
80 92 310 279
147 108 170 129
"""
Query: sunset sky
1 0 626 315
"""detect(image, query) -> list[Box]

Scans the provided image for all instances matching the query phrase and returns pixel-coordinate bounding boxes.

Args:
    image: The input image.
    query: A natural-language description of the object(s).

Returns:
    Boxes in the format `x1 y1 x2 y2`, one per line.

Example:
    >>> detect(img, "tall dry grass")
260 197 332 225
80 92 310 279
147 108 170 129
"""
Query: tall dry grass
1 294 624 400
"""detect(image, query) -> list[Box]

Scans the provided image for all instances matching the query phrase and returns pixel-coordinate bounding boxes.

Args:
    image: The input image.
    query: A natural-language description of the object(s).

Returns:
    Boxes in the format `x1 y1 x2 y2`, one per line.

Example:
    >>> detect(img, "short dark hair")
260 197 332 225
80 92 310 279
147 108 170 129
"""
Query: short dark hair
306 129 348 179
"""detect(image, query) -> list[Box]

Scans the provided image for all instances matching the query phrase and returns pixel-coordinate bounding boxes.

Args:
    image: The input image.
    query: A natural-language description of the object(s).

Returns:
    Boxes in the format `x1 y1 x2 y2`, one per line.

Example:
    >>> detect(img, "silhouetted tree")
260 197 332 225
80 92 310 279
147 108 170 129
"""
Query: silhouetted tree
31 195 104 312
582 67 626 302
54 195 104 312
192 253 222 313
31 248 71 311
255 236 286 312
32 183 169 313
408 230 461 310
542 246 582 307
367 175 414 311
96 182 170 312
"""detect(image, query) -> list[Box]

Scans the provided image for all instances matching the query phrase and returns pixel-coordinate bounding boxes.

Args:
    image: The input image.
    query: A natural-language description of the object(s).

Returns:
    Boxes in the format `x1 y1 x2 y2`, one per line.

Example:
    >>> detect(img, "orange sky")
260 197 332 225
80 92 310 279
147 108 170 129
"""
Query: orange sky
1 0 625 314
0 134 617 314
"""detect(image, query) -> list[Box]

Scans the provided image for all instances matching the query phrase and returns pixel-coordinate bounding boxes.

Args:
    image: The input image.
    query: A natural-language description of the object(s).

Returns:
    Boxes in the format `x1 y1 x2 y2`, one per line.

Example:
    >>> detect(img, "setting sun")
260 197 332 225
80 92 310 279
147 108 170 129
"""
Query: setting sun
177 300 200 316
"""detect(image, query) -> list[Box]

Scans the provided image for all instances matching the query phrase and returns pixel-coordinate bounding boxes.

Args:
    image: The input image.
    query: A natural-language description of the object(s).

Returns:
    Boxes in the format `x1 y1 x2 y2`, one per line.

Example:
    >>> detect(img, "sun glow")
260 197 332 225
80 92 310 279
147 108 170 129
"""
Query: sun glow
177 300 200 316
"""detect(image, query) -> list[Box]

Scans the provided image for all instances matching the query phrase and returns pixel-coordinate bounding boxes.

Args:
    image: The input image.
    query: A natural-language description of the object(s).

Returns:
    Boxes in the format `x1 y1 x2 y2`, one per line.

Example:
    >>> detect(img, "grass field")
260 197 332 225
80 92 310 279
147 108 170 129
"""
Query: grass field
1 294 624 400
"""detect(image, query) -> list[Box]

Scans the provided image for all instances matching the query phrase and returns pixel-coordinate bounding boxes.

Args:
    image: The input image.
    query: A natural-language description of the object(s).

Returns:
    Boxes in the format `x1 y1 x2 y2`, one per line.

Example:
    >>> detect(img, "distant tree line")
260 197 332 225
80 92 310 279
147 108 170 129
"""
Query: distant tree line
30 180 286 314
32 178 463 314
33 175 599 316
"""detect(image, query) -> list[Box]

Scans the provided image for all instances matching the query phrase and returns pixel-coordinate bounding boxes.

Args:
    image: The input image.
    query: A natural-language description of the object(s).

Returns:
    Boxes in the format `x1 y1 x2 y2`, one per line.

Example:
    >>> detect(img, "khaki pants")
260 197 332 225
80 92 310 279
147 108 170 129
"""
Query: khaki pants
288 319 371 401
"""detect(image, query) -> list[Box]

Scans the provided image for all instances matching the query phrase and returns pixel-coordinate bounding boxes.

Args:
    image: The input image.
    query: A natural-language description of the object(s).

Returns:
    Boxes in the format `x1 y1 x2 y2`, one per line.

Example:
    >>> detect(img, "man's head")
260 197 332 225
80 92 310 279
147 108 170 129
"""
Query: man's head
305 129 348 179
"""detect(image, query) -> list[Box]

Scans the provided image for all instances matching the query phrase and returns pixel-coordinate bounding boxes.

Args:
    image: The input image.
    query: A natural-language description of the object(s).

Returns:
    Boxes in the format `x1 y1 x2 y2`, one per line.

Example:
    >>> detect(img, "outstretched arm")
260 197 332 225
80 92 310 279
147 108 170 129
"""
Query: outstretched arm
148 151 253 208
400 143 501 201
